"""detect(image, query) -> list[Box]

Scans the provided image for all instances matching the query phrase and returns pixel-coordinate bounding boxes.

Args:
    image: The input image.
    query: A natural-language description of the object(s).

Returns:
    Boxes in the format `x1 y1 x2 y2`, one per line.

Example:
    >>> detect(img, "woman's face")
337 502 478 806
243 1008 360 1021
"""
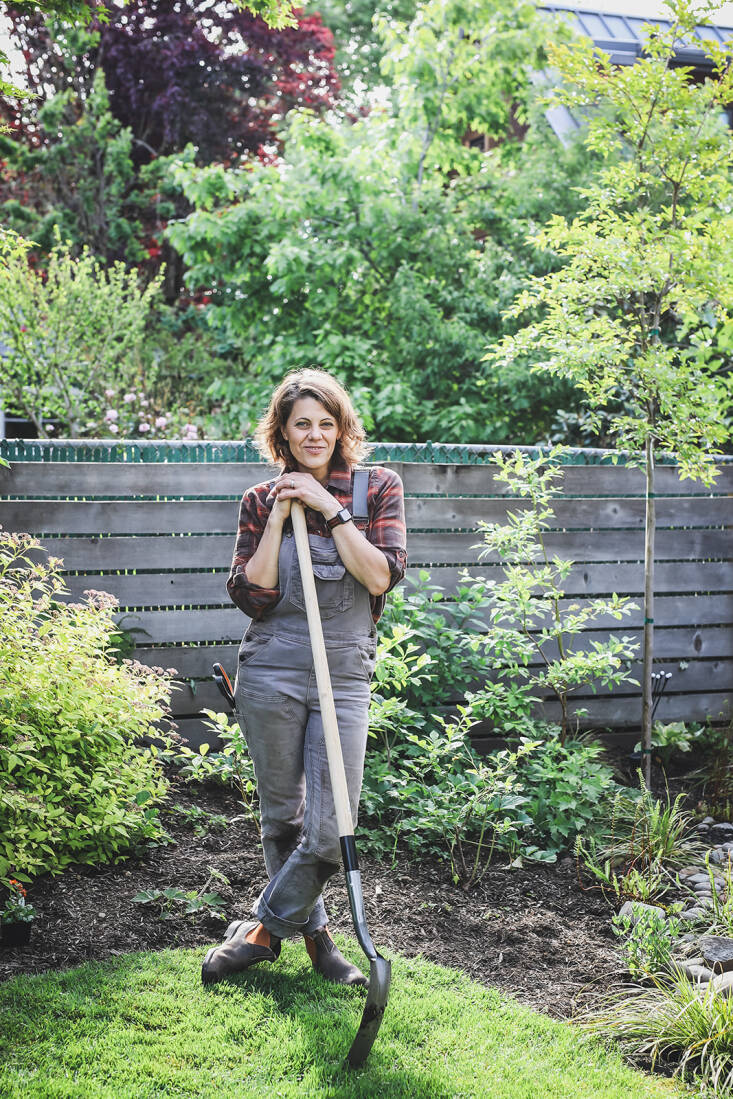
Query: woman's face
282 396 341 480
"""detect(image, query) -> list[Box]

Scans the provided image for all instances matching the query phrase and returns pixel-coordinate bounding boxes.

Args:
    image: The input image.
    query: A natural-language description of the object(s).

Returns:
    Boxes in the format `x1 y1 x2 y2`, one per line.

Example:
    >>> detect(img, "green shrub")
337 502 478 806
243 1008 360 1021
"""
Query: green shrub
579 974 733 1096
472 447 639 744
509 727 617 860
378 570 498 719
0 530 175 884
612 905 681 979
170 708 261 834
361 706 536 885
361 693 617 880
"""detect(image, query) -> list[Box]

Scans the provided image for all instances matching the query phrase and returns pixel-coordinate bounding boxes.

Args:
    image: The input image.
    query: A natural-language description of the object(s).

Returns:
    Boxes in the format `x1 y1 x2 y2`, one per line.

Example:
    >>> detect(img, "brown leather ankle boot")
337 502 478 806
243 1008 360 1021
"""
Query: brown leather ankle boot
201 920 281 986
303 927 367 986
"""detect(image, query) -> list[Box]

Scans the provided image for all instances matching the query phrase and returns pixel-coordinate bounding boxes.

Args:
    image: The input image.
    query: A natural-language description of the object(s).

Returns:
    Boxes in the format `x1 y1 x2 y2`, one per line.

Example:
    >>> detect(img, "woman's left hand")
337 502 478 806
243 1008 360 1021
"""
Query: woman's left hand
269 472 339 519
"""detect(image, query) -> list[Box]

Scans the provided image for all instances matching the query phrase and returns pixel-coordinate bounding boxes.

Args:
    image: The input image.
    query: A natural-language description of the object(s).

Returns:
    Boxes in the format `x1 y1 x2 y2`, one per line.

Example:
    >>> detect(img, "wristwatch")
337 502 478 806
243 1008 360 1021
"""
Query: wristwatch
326 507 353 530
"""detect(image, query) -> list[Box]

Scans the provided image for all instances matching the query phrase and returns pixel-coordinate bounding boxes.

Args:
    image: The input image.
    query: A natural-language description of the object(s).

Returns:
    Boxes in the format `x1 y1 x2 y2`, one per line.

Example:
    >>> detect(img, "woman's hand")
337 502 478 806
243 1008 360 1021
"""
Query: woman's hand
268 472 340 521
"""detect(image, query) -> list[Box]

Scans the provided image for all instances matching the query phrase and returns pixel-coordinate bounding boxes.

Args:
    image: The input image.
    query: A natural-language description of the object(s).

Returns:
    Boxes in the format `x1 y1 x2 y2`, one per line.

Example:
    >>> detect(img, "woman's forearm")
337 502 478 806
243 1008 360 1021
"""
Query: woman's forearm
244 510 285 589
331 521 391 596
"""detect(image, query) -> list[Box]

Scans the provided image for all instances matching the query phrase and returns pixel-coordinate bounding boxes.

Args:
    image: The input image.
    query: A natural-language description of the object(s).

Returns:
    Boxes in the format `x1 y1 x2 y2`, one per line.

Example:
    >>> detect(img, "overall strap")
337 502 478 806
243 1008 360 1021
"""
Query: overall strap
351 468 370 520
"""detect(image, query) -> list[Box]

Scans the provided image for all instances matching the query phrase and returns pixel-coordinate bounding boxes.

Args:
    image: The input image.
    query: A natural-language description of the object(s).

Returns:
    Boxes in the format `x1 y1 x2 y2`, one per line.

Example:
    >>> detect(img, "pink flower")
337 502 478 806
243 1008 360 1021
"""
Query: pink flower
123 393 136 404
104 410 118 422
154 416 168 429
109 424 119 434
46 425 55 433
139 423 151 433
140 399 149 408
104 388 116 399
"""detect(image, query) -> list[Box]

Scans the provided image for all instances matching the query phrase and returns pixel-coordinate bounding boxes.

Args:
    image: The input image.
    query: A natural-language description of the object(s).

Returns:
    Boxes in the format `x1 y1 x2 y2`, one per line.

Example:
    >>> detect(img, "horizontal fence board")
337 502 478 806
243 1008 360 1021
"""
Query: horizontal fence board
405 530 733 566
167 658 733 716
114 594 733 644
4 461 733 498
135 644 241 678
538 692 731 727
26 528 733 573
60 559 733 608
171 690 732 749
132 625 733 682
394 462 733 498
7 494 732 535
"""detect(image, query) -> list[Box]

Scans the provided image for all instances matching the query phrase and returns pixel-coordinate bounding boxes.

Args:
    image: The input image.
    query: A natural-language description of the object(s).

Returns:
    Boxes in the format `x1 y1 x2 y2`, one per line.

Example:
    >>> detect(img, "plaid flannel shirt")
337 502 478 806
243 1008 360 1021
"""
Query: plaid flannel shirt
227 461 407 624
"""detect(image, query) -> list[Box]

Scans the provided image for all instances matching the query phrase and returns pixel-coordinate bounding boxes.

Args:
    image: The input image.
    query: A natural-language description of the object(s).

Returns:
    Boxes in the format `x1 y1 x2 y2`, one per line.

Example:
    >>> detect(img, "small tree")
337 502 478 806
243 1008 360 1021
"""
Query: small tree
0 228 160 435
491 1 733 778
473 448 639 743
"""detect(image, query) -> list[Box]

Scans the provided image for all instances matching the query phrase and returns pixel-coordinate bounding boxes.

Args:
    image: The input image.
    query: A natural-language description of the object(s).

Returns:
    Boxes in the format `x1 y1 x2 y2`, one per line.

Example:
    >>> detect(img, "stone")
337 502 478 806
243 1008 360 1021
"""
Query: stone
679 866 705 880
700 936 733 973
617 900 665 926
711 972 733 997
680 907 708 921
687 873 713 885
703 817 716 825
710 823 733 844
679 962 714 983
697 824 711 833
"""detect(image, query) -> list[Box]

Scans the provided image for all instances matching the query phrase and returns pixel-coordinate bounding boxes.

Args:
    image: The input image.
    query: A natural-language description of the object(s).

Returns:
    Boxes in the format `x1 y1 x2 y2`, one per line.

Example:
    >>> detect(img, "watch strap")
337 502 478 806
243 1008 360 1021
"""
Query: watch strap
327 507 352 530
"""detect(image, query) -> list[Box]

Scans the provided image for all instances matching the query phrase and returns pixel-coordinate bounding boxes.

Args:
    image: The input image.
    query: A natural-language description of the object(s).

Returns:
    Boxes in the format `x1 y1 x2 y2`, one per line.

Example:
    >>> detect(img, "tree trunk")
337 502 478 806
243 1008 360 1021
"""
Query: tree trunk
641 436 656 786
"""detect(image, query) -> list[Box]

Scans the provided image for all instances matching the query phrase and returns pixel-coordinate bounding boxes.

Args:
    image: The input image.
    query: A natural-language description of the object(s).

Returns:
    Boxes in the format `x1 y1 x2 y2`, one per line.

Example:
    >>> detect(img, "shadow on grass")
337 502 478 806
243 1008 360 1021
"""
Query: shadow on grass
0 945 462 1099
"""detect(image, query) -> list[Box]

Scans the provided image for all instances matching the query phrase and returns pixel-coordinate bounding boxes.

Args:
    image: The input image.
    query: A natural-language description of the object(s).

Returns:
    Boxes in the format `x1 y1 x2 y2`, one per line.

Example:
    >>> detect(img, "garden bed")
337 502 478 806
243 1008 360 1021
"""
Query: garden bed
0 775 621 1021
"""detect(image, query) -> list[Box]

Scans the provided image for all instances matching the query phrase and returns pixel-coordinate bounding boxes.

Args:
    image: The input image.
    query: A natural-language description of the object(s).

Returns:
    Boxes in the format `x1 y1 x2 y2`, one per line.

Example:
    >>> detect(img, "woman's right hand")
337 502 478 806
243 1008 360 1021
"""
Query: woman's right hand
266 482 291 525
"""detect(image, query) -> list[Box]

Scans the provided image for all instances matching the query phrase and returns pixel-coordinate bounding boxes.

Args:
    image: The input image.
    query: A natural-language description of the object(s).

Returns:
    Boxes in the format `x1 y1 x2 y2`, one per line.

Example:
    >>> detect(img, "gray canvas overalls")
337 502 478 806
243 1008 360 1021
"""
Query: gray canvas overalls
234 517 377 939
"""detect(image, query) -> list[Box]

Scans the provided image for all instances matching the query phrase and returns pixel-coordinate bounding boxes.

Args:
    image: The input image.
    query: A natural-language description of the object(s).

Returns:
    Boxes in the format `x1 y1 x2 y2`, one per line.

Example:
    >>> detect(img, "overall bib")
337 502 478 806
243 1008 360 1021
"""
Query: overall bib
234 520 377 938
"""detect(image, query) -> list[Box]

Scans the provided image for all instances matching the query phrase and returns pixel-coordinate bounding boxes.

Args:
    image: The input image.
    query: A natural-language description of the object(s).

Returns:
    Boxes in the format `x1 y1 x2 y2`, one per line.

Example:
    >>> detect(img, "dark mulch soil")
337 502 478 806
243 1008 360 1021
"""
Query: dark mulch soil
0 775 624 1020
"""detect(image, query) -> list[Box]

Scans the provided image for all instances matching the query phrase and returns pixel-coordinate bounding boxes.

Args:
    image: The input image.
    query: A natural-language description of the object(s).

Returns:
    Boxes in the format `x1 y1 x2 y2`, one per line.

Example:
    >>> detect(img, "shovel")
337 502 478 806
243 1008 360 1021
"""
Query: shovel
291 500 391 1069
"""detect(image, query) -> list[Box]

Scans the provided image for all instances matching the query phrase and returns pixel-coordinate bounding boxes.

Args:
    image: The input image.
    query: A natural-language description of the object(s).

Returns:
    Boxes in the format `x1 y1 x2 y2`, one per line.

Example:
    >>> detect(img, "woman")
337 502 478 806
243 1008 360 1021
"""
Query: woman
202 368 406 987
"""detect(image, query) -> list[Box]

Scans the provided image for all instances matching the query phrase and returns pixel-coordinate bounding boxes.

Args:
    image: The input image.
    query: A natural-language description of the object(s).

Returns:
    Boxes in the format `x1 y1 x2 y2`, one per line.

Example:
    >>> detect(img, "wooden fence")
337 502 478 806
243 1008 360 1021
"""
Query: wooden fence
1 445 731 748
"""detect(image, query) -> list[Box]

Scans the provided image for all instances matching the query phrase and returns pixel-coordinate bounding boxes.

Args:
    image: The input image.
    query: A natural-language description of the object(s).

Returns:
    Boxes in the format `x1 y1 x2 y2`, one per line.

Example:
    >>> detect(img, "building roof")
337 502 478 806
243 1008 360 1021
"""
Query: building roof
540 4 733 66
537 5 733 141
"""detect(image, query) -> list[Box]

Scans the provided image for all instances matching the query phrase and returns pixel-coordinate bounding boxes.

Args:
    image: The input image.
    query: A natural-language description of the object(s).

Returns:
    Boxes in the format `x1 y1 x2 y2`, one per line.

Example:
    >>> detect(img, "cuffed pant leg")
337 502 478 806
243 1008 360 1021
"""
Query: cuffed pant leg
236 685 330 935
257 669 370 938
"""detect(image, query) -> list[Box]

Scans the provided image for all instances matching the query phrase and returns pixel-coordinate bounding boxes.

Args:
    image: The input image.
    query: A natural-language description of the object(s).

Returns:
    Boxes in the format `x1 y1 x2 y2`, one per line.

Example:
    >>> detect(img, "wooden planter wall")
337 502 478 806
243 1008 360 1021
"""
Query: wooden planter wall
1 455 731 748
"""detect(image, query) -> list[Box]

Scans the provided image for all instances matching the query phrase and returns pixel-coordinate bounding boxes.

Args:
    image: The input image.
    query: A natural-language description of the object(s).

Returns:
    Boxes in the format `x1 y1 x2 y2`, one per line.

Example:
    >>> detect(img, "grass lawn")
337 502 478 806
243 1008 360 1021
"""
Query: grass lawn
0 935 690 1099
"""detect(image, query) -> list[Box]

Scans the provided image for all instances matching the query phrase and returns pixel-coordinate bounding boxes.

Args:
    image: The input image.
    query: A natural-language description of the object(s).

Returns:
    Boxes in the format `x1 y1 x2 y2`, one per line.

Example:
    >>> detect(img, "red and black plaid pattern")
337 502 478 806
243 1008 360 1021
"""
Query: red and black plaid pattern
227 461 407 623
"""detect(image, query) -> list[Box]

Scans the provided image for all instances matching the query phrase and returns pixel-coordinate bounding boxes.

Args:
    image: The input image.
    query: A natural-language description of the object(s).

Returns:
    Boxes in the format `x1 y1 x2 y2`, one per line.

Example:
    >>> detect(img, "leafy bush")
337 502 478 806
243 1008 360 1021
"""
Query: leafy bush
612 905 681 979
377 570 499 719
0 230 161 437
0 530 175 884
361 706 536 885
509 727 618 860
576 777 700 906
361 692 617 881
471 447 639 743
170 709 261 834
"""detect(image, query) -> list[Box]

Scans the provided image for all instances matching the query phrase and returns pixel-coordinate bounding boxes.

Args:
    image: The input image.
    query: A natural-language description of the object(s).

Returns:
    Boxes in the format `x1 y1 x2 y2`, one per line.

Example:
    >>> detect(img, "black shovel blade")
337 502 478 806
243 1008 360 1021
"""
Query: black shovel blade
346 954 391 1069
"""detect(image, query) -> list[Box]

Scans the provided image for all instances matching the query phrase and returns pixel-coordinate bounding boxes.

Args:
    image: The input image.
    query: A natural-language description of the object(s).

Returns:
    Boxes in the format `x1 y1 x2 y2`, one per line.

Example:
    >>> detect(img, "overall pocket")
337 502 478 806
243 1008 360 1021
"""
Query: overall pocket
289 537 354 619
238 632 276 667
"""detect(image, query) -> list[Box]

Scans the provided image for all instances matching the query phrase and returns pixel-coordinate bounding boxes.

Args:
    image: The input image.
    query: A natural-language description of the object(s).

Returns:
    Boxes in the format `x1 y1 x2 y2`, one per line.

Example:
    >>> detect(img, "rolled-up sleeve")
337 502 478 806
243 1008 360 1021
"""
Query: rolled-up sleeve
368 468 407 617
226 486 281 620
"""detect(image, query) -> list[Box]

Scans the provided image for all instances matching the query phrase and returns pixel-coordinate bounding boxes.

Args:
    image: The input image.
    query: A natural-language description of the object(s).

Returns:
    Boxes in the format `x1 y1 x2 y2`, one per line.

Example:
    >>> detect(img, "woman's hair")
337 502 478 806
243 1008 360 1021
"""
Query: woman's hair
254 368 371 470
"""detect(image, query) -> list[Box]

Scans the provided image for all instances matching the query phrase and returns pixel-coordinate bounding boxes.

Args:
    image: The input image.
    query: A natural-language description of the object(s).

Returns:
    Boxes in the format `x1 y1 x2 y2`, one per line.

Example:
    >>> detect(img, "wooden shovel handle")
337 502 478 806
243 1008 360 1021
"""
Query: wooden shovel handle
291 502 353 839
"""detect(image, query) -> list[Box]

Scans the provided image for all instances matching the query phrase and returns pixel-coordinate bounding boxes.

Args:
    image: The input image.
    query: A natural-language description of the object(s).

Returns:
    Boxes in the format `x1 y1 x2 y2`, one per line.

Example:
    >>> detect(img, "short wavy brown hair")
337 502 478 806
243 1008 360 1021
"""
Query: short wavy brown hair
254 368 371 471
